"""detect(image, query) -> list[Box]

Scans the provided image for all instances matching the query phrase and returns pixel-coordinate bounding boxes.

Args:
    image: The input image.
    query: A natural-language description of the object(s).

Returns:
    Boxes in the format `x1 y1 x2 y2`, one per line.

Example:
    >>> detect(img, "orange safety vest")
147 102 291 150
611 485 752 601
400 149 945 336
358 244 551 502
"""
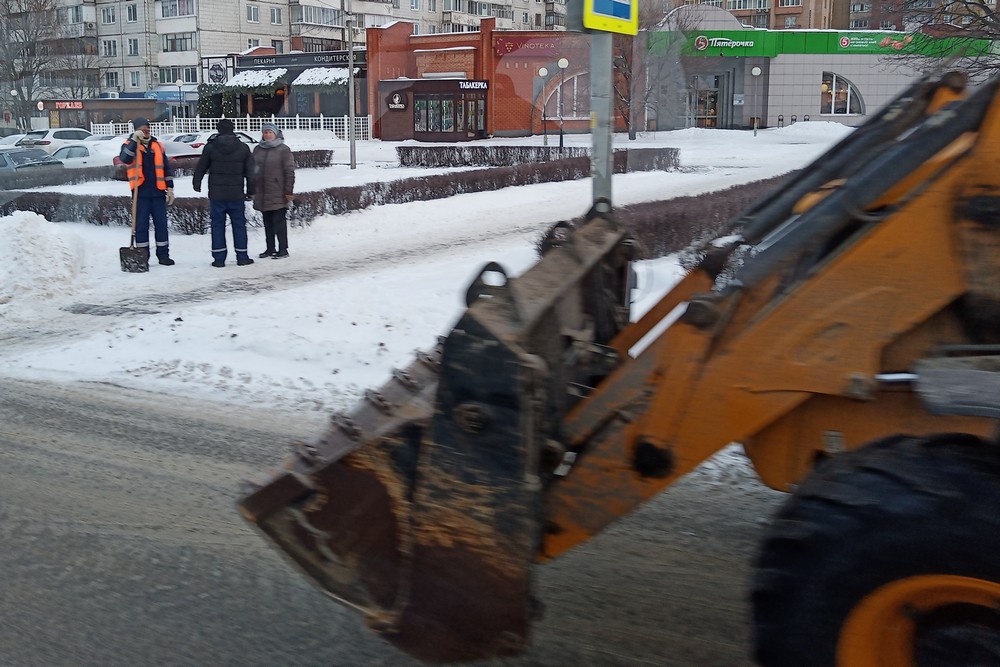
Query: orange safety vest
127 140 168 191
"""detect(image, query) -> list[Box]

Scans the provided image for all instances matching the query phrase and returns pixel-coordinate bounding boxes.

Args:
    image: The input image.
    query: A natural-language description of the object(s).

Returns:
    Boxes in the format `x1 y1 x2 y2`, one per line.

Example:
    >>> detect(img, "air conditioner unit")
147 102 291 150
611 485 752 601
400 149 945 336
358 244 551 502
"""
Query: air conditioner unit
107 91 119 98
85 22 96 28
152 72 159 79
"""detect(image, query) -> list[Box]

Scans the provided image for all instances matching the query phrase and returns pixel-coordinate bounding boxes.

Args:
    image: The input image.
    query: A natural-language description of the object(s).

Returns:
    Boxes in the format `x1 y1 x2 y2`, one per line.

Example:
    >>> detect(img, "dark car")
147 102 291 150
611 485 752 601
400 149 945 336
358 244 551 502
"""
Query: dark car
0 146 66 189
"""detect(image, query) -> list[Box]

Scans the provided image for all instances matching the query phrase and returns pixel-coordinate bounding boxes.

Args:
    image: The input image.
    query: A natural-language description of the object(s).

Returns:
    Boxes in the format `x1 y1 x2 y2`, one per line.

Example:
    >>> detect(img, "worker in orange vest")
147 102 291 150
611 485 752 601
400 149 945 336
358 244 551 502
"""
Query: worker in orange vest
119 116 176 266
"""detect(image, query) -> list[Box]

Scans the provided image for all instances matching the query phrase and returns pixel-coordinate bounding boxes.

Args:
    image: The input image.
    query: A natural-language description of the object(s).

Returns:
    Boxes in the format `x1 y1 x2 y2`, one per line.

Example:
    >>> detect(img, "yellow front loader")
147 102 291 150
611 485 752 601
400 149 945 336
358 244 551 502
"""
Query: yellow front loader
240 71 1000 666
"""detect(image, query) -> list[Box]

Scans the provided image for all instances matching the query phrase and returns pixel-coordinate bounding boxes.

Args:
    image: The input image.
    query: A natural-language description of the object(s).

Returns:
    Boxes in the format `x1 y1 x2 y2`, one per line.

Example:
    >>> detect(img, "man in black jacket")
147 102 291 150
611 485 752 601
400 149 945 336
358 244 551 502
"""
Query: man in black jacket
193 119 256 267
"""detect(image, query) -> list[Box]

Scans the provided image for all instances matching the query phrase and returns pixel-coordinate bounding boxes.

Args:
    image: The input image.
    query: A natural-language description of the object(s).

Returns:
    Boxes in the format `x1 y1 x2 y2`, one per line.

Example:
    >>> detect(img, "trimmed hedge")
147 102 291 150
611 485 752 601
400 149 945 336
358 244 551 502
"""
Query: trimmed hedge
0 150 795 262
396 145 680 172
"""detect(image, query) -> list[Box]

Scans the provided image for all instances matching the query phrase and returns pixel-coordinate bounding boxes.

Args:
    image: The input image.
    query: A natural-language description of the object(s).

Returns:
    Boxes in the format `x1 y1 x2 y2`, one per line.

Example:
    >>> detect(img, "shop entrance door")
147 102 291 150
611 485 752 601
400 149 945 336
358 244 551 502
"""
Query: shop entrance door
683 73 733 129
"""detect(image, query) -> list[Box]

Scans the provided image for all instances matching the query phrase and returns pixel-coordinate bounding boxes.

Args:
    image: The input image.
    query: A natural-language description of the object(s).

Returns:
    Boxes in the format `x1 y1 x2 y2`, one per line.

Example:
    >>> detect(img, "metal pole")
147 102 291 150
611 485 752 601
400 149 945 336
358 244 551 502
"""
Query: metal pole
590 32 613 212
751 66 762 138
557 57 567 153
347 0 357 170
537 67 548 147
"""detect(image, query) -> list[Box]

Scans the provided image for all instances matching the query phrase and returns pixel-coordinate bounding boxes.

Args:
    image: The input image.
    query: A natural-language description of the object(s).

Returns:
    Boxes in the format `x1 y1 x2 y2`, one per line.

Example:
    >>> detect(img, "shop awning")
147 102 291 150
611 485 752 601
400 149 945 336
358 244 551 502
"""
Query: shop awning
225 68 288 92
291 67 357 87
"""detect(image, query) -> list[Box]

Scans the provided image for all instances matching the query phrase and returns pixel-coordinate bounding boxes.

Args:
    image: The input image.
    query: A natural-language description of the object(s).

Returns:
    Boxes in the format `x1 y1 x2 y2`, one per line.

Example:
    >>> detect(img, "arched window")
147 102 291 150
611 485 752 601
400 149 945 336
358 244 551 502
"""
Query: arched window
543 73 590 120
820 72 865 116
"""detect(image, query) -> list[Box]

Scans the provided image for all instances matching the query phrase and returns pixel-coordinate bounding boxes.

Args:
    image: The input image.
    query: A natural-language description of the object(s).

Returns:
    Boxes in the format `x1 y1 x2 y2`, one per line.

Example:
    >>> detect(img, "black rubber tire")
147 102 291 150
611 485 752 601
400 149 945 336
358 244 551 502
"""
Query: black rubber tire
752 432 1000 667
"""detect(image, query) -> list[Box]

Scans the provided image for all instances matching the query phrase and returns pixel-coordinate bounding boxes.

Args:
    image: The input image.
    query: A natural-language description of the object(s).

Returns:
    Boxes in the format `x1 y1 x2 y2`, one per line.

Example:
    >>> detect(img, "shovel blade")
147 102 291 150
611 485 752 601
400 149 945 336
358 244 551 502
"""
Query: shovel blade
120 246 149 273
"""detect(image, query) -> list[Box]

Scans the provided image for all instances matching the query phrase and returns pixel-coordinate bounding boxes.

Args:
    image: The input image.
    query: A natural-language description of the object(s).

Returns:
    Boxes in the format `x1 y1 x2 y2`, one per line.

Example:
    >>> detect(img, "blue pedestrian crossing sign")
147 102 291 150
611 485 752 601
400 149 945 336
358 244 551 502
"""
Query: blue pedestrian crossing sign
583 0 638 35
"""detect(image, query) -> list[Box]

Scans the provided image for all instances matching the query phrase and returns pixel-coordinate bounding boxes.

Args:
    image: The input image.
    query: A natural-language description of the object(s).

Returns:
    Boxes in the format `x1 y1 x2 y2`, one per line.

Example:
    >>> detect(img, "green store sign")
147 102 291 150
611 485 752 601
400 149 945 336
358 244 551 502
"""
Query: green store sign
648 30 993 58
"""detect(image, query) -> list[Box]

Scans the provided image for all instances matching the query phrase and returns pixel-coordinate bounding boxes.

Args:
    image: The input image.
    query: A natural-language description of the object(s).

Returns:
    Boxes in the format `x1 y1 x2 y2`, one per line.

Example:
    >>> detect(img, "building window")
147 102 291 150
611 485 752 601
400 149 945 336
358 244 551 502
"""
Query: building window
105 71 119 88
414 93 484 134
161 0 196 18
727 0 770 9
428 23 436 32
778 0 801 5
101 7 116 23
880 18 894 28
247 38 260 48
271 7 282 23
821 72 865 116
67 5 83 22
544 73 588 119
428 0 436 10
102 39 118 57
271 39 284 53
247 4 259 22
784 14 796 26
849 18 869 27
158 66 199 84
130 70 141 87
127 38 139 55
162 32 197 52
292 5 346 25
411 0 420 9
126 4 138 22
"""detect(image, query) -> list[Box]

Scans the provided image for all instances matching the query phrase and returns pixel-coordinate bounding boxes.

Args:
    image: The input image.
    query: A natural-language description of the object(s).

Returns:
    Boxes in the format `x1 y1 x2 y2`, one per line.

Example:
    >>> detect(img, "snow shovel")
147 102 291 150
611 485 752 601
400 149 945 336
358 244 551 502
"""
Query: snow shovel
120 184 148 273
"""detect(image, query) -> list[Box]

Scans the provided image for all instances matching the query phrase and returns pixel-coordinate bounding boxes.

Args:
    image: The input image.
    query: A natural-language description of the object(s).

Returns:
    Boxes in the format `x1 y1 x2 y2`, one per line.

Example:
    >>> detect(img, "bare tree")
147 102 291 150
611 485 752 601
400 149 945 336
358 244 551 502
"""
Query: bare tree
613 0 703 138
886 0 1000 79
0 0 61 127
49 41 103 100
612 0 672 139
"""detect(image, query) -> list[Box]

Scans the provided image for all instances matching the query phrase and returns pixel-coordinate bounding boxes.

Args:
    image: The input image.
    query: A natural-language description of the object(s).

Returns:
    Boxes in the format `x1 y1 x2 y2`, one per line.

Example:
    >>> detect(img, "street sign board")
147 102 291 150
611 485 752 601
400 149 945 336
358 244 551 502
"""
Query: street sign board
583 0 637 35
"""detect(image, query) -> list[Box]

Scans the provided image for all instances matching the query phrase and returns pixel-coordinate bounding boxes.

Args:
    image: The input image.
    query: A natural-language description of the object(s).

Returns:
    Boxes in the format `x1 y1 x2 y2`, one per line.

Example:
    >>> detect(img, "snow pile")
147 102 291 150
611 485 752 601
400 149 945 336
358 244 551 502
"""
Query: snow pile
0 211 84 307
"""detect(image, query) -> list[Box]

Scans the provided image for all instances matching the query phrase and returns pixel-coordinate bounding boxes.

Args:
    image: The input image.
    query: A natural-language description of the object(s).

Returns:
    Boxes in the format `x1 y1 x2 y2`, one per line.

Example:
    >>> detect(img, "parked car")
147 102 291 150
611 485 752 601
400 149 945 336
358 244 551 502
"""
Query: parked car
163 130 258 156
87 133 130 142
0 133 26 146
0 147 66 188
51 143 120 169
17 128 94 153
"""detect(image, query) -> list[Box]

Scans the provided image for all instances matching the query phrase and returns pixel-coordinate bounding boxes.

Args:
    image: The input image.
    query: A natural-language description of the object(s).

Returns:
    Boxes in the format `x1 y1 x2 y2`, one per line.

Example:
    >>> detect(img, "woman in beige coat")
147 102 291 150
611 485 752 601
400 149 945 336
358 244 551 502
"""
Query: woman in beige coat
252 122 296 258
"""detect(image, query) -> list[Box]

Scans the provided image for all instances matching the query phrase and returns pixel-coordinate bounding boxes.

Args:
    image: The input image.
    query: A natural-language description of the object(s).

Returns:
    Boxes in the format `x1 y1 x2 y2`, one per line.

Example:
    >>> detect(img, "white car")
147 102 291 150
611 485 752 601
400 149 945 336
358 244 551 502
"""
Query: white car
0 134 26 146
17 128 94 153
163 130 258 156
51 143 120 169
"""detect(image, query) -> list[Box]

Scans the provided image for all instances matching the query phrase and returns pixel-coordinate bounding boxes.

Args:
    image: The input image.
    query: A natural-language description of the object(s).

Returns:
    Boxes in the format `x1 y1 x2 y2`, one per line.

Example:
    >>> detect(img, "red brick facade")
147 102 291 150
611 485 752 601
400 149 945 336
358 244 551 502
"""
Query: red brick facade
365 19 613 140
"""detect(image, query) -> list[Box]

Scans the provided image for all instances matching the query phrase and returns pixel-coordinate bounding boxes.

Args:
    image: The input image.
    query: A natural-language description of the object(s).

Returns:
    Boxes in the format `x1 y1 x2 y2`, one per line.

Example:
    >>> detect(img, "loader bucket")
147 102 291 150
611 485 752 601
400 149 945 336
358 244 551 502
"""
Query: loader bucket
239 209 634 662
239 324 543 662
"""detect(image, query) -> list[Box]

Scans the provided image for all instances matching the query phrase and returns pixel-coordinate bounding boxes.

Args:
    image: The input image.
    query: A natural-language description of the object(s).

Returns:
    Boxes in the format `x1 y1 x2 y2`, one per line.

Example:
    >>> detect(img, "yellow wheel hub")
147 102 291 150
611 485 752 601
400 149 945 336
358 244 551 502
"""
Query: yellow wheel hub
838 574 1000 667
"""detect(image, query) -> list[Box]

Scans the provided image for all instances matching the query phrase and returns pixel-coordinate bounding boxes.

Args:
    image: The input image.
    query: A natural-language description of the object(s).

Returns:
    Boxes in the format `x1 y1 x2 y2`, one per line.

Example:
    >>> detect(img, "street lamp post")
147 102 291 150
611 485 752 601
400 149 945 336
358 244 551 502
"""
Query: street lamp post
537 66 548 147
750 66 762 137
175 78 184 130
557 58 568 153
9 89 17 129
346 0 356 170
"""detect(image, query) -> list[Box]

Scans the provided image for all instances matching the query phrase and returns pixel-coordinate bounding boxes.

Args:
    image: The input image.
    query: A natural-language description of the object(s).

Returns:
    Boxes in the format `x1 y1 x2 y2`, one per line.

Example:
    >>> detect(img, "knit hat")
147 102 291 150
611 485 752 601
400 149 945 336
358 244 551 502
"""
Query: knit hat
132 117 150 129
261 122 279 135
216 118 235 134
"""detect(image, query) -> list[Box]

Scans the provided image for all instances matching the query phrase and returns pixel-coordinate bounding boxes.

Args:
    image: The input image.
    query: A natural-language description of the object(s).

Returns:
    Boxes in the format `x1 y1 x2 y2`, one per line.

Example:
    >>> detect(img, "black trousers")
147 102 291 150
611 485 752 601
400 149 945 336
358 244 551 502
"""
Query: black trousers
262 208 288 253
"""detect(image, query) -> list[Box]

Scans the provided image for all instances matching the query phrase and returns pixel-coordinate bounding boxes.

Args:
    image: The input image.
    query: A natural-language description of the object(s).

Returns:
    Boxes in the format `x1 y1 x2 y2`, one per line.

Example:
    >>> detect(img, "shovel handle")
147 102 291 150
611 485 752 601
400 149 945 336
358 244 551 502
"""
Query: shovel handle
130 182 139 248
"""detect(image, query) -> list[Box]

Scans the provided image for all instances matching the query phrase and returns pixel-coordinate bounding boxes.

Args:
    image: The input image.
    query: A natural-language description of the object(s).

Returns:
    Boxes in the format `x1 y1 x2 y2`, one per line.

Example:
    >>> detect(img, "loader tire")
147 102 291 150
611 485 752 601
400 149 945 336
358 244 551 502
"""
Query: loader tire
752 433 1000 667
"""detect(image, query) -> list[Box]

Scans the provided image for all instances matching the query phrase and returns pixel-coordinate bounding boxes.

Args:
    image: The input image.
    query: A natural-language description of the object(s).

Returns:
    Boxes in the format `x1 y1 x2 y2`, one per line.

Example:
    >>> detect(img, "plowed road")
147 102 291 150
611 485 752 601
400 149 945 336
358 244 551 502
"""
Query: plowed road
0 377 783 666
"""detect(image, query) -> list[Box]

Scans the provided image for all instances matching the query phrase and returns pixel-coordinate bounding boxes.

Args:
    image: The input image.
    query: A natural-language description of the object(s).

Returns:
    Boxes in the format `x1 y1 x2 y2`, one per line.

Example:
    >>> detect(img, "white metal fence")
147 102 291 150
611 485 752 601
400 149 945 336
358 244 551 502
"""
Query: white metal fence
91 114 372 140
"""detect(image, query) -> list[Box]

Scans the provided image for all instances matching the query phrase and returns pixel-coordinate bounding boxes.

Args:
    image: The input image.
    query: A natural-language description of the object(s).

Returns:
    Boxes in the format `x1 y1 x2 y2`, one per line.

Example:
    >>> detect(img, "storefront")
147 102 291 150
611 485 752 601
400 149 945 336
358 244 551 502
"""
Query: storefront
377 79 488 142
647 28 989 130
202 50 368 118
38 98 158 130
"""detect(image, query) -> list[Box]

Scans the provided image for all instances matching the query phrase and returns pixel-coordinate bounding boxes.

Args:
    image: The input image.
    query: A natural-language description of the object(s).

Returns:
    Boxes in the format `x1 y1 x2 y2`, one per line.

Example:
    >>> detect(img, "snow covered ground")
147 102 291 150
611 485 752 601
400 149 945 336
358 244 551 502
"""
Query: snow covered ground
0 122 852 421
